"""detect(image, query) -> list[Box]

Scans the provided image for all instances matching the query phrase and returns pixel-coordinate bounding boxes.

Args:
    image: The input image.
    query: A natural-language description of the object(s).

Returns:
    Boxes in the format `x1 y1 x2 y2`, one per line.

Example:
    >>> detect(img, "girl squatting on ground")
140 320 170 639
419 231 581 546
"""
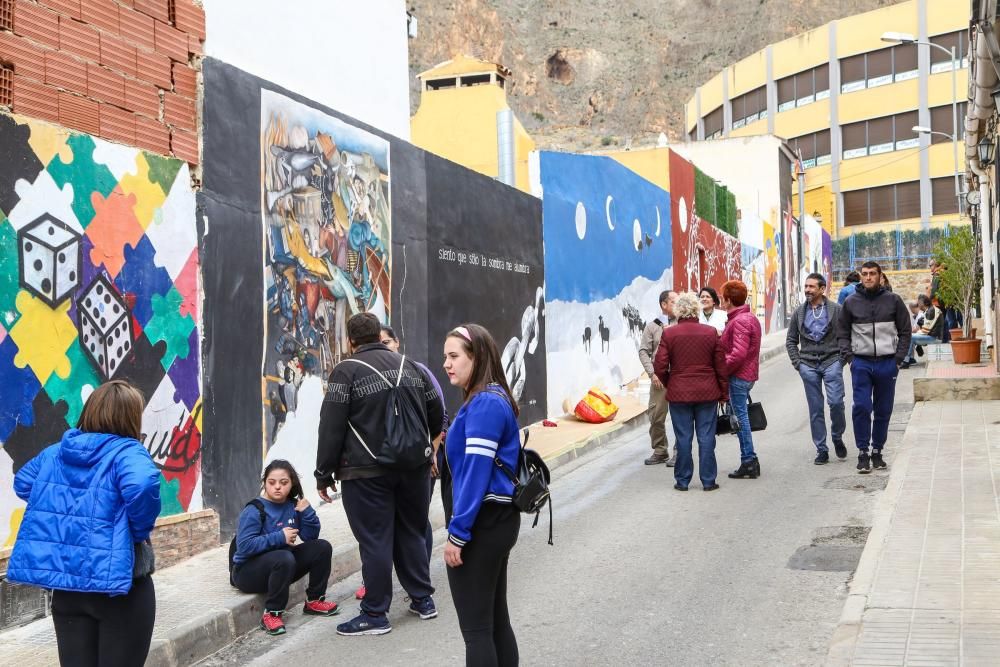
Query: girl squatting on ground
231 460 339 635
443 324 523 667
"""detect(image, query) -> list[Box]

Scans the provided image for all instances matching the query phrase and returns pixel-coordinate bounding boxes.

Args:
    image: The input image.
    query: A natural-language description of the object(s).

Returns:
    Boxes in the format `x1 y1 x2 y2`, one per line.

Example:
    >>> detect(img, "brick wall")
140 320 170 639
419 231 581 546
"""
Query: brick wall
0 0 204 165
0 508 220 575
149 508 220 569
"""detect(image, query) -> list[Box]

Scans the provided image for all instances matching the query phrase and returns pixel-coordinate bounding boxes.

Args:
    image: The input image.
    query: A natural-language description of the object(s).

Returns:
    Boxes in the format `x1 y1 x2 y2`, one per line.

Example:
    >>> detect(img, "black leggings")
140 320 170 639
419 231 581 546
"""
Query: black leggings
52 574 156 667
232 539 333 611
447 503 521 667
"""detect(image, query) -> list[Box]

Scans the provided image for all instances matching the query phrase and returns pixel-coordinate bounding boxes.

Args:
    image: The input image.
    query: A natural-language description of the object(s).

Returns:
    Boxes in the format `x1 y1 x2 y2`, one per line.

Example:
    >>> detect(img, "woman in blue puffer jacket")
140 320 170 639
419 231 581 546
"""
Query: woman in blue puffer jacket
7 380 161 667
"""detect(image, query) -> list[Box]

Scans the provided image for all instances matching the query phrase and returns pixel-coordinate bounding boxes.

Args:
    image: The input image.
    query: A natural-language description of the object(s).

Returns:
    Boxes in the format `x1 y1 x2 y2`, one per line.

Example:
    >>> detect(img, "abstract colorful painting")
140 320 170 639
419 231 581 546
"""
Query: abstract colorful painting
0 114 201 544
260 90 390 485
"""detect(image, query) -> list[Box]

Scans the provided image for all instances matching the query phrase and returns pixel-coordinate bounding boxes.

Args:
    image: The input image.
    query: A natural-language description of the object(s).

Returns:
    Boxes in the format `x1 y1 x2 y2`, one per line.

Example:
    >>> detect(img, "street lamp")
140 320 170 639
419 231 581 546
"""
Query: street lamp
978 136 996 166
882 31 962 215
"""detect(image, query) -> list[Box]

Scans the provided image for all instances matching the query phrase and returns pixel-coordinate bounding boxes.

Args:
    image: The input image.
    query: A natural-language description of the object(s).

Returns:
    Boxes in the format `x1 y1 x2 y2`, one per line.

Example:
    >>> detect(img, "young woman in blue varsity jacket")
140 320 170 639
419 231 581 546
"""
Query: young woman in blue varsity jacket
232 460 339 635
443 323 522 667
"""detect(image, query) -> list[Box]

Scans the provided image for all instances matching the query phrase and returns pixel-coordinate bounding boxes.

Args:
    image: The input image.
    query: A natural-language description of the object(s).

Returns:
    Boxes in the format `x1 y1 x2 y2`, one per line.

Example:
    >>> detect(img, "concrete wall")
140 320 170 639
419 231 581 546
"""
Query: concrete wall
202 0 412 140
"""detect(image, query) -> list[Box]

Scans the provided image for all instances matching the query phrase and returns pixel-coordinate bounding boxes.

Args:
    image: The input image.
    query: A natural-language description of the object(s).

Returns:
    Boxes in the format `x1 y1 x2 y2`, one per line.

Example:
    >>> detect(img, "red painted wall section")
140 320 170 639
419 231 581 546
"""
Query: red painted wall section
0 0 204 165
668 149 741 294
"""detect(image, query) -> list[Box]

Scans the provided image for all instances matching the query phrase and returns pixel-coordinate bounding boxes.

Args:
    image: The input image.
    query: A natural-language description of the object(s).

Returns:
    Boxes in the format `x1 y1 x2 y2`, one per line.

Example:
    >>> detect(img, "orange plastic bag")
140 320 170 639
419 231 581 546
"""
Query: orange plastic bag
574 387 619 423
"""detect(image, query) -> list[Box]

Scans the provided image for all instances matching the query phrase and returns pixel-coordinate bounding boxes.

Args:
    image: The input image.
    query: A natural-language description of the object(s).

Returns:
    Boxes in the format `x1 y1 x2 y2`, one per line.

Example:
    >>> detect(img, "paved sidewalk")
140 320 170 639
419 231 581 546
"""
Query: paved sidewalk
827 400 1000 666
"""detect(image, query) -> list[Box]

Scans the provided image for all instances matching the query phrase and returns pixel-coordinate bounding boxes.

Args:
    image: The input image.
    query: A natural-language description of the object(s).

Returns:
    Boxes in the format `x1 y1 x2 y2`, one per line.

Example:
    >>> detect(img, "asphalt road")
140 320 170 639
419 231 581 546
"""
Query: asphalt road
200 355 916 666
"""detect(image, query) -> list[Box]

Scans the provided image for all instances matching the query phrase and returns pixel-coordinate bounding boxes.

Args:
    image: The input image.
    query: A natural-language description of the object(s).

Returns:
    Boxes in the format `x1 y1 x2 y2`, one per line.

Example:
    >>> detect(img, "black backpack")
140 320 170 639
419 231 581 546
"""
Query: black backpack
228 499 266 586
494 427 554 545
345 355 432 470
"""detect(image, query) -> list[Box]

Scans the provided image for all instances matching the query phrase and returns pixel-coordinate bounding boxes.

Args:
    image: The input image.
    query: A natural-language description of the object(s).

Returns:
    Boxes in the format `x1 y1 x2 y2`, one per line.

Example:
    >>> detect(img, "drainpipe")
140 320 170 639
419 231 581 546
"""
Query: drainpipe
965 21 999 349
497 110 515 187
970 156 993 349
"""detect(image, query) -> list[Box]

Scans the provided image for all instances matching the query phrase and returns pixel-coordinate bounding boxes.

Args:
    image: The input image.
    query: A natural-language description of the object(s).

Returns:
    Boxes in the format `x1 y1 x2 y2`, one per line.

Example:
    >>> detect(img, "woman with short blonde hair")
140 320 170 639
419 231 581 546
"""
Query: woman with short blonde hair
653 292 729 491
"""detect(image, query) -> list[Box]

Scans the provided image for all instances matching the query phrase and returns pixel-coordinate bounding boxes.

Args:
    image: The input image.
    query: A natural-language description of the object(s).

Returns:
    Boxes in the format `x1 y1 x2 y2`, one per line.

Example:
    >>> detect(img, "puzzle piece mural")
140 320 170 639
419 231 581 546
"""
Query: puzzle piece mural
0 114 202 545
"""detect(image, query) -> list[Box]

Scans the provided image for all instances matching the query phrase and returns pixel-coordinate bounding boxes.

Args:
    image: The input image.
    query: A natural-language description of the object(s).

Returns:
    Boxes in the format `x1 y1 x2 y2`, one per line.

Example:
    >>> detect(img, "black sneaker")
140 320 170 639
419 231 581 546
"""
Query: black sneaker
814 451 829 465
833 439 847 459
871 451 887 469
407 596 438 620
336 612 392 636
857 452 871 474
916 345 925 357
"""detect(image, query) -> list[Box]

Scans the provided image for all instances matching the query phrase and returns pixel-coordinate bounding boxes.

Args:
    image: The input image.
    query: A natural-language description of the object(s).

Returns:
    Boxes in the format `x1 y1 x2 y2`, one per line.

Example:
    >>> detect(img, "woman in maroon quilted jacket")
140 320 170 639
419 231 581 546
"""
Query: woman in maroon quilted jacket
653 292 729 491
719 280 763 480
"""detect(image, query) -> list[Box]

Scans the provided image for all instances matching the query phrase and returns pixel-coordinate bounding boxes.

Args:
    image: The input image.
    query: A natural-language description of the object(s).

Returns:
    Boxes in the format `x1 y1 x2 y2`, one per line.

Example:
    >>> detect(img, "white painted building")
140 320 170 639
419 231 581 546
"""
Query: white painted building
202 0 413 139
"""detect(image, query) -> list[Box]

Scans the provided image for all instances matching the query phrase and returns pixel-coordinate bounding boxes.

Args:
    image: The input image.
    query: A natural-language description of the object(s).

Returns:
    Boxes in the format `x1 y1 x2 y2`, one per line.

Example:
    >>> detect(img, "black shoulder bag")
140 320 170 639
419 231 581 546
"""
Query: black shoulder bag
494 428 554 545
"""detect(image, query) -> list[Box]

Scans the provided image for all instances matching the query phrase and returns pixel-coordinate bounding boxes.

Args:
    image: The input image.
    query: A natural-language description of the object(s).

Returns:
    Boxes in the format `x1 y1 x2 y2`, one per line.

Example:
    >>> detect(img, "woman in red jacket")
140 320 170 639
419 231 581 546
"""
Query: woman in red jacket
719 280 763 479
653 292 729 491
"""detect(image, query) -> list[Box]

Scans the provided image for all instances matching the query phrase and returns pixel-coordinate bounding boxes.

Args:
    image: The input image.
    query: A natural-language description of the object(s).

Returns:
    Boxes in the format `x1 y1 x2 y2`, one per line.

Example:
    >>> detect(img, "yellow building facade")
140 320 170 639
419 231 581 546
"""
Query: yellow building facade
410 55 536 193
684 0 967 239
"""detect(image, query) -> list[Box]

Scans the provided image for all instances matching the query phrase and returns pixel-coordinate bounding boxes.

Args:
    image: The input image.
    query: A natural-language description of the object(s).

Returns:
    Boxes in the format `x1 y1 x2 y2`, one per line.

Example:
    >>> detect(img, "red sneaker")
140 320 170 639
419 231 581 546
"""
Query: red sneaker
355 585 366 600
303 597 340 616
260 611 286 635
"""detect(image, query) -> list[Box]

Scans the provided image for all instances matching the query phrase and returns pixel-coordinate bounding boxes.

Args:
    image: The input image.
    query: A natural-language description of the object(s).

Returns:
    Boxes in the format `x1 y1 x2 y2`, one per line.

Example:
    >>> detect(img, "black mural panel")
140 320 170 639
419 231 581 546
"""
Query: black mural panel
424 153 546 425
200 59 546 531
201 60 266 534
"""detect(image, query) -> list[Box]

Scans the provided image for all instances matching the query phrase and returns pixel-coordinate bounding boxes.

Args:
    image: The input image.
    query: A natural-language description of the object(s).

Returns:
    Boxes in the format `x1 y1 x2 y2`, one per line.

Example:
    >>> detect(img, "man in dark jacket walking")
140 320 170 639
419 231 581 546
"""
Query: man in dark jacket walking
316 313 445 636
836 262 911 474
786 273 846 465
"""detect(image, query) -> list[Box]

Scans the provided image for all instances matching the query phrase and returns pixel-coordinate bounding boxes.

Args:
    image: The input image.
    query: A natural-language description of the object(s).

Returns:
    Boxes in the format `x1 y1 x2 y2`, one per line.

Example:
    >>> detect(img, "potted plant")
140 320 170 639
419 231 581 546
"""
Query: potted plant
933 227 983 363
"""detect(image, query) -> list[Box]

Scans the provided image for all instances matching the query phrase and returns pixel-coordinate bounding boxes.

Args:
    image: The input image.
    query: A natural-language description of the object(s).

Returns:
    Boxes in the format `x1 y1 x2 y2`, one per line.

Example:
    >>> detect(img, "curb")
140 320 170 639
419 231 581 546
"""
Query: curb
148 410 649 666
824 403 920 666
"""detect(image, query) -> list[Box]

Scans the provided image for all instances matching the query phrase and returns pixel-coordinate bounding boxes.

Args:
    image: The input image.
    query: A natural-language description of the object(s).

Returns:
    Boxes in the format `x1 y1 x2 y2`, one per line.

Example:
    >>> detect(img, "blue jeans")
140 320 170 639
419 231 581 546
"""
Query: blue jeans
850 356 898 452
798 361 846 453
906 333 939 361
729 377 757 462
668 401 718 487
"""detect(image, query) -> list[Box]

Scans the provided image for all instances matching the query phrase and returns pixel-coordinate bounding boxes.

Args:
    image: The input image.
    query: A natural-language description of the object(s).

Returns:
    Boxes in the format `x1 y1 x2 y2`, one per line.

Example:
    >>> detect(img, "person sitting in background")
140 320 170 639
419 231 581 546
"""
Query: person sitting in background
880 273 893 292
838 271 861 305
902 295 944 368
698 287 727 335
232 460 338 636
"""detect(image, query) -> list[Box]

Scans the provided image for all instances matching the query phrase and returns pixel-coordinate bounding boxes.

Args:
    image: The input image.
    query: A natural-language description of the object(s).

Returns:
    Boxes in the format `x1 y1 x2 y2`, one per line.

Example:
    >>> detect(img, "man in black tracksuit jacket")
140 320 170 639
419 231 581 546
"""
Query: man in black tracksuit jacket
836 262 911 475
316 313 444 635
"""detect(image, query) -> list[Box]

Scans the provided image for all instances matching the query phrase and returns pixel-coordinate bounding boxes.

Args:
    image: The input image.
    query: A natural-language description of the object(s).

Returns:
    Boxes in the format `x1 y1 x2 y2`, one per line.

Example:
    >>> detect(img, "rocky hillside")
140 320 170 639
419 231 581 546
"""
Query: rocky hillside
407 0 900 151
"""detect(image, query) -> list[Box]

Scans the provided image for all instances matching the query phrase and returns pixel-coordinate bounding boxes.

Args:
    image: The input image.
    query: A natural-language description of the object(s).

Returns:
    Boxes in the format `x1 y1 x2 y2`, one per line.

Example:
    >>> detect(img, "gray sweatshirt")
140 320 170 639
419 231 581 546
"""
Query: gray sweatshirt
786 298 842 369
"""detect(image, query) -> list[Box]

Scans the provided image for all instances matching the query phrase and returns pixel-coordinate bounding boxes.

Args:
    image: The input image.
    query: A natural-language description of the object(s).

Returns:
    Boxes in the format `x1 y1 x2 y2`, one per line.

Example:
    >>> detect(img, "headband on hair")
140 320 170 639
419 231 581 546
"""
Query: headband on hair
452 326 472 342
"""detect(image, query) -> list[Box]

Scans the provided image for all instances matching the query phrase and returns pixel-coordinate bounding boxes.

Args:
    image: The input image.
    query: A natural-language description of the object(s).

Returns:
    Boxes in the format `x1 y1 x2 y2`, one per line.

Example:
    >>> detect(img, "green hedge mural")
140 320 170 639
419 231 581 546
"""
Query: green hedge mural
693 167 737 236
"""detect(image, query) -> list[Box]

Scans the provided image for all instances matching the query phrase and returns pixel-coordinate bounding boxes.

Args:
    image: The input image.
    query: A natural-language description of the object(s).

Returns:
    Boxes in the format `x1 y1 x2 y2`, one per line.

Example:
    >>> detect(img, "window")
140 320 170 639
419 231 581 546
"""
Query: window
893 110 919 150
840 54 866 93
842 121 867 159
460 74 491 87
894 43 918 81
932 176 959 214
930 102 968 143
866 49 892 88
841 109 923 158
426 77 456 90
776 64 829 112
843 180 922 225
703 106 723 139
840 44 925 93
930 31 970 73
790 130 831 168
731 86 765 128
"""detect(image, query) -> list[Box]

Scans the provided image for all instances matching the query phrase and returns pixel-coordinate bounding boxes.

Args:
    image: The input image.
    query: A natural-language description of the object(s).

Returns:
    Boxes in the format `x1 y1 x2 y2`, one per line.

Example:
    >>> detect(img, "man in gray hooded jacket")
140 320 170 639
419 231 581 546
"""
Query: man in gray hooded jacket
786 273 846 465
